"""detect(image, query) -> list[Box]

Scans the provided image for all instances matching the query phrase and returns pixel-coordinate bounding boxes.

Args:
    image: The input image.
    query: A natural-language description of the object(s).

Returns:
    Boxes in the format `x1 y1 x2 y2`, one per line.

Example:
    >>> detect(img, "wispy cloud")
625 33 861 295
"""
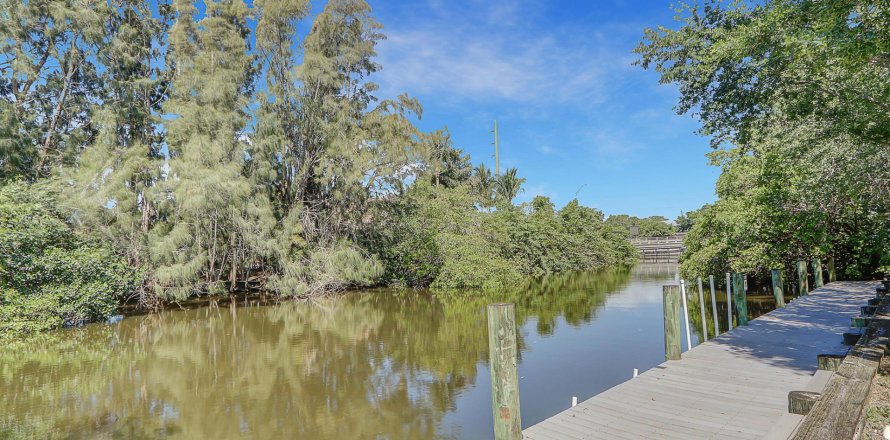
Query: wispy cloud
374 1 627 107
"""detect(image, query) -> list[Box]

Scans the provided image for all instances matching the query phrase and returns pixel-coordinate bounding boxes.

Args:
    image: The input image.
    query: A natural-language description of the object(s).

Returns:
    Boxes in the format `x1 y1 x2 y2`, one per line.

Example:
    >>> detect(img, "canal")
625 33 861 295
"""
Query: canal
0 263 779 439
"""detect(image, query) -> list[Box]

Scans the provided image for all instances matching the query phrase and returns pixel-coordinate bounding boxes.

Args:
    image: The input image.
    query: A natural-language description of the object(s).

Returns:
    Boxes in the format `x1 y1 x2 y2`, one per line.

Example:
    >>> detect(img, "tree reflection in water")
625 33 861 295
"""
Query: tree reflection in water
1 267 645 439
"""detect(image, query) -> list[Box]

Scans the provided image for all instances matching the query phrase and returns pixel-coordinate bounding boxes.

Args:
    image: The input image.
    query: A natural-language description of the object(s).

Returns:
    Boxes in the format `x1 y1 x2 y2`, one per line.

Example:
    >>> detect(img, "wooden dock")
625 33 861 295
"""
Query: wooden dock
630 234 686 262
522 281 877 440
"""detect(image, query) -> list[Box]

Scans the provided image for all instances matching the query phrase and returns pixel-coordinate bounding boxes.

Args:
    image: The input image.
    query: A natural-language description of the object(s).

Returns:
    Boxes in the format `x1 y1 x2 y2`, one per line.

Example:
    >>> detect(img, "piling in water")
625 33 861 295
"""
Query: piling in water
732 273 748 326
697 277 708 341
709 275 719 336
771 269 786 308
812 258 824 289
797 261 809 296
487 303 522 440
663 285 682 361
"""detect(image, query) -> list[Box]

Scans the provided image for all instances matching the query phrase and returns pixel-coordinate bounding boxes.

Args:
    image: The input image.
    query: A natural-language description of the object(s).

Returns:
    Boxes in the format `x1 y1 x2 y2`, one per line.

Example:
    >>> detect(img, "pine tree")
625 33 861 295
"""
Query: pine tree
153 0 258 298
64 0 169 307
0 0 108 179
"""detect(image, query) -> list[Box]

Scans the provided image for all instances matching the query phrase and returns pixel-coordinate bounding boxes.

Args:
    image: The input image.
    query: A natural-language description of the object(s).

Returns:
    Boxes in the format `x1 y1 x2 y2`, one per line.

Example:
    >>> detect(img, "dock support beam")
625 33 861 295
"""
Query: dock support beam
487 303 522 440
812 258 824 289
732 273 749 326
663 285 682 361
797 261 809 296
771 269 786 308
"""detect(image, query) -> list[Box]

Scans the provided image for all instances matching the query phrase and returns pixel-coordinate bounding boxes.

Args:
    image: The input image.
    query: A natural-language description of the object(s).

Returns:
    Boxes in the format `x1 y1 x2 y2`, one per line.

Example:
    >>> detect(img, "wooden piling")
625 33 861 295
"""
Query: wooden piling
827 257 837 282
812 258 824 289
816 354 844 371
709 275 719 336
771 269 786 308
797 260 809 296
732 273 748 326
487 303 522 440
663 285 682 361
697 277 708 341
788 391 821 415
726 273 733 331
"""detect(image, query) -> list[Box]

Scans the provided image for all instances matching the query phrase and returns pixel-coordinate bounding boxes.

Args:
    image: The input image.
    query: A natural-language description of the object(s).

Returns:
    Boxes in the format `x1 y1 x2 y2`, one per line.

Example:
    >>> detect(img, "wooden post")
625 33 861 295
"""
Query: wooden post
680 280 693 350
771 269 786 308
726 273 733 331
709 275 719 336
697 277 708 341
827 257 837 282
797 260 809 296
663 285 682 361
487 303 522 440
788 391 821 415
812 258 824 289
817 354 844 371
733 273 748 326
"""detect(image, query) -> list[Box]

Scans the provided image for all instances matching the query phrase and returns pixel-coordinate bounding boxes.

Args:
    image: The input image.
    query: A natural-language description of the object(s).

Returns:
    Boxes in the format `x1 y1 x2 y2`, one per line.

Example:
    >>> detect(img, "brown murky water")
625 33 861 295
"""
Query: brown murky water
0 264 780 439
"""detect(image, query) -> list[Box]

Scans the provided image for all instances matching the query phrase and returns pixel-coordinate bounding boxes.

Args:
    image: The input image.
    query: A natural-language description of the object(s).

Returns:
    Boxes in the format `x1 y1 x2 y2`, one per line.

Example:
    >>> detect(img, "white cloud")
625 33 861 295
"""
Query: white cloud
373 2 626 107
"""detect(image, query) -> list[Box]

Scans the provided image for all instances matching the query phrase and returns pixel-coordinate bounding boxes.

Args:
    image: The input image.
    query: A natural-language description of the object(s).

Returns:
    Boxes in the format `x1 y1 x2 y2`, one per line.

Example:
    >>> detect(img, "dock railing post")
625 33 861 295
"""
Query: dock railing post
732 273 749 326
797 260 809 296
812 258 824 289
827 257 837 282
680 279 693 350
709 275 719 336
487 303 522 440
697 277 708 341
663 285 682 360
771 269 786 308
726 273 733 330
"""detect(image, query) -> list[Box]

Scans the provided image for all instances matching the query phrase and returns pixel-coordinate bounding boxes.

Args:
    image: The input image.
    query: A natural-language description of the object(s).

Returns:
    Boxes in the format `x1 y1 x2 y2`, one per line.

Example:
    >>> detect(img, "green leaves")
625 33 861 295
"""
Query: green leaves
640 0 890 280
0 182 139 336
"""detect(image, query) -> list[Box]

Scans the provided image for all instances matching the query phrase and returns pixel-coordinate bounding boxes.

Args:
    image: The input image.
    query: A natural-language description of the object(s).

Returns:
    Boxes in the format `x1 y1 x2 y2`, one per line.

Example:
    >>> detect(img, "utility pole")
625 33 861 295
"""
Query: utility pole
493 120 500 176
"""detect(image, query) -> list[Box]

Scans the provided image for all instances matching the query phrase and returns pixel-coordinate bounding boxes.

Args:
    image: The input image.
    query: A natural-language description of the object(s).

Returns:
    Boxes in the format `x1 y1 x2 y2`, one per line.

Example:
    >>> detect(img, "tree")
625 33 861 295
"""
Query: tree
638 0 890 278
152 0 260 299
495 167 525 204
62 0 169 306
0 182 138 336
422 128 471 189
0 0 108 179
469 163 495 208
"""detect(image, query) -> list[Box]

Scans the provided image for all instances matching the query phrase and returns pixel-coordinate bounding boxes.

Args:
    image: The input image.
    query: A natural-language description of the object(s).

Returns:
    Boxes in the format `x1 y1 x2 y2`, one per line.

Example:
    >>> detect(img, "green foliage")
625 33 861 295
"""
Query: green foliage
371 180 637 291
605 214 676 237
0 0 643 323
495 167 526 204
638 0 890 280
0 182 139 336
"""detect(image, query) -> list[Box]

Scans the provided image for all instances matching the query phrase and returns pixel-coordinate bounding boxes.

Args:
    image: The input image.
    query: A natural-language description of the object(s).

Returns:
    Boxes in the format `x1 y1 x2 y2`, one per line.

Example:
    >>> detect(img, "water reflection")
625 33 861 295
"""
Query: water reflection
0 264 781 439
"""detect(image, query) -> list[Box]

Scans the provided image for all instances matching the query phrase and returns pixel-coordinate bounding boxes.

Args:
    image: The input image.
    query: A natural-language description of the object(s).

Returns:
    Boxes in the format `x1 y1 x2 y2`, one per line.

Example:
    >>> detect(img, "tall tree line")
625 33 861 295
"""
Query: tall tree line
638 0 890 280
1 0 640 320
0 0 431 304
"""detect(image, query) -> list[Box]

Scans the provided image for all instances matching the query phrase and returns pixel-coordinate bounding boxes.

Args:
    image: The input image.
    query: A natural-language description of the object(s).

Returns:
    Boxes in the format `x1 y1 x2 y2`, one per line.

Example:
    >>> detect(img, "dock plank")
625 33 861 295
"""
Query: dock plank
523 281 876 440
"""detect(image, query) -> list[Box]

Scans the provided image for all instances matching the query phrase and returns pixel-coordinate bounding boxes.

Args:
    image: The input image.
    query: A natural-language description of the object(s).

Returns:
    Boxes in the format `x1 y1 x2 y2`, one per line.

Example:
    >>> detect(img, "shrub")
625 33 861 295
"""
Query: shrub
0 182 139 336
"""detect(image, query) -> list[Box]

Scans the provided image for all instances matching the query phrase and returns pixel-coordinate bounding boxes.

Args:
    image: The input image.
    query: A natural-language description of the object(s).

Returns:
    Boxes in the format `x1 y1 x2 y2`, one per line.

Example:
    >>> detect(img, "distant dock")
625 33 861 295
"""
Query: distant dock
630 234 686 262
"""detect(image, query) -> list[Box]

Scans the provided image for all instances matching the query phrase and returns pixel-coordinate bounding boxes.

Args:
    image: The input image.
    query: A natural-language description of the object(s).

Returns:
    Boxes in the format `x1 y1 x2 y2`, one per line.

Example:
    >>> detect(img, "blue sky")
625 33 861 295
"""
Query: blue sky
365 0 720 219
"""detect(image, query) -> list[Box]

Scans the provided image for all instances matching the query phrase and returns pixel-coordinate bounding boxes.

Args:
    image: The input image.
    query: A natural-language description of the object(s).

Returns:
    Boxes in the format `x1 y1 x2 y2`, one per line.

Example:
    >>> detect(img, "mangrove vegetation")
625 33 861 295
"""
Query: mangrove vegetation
0 0 643 336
